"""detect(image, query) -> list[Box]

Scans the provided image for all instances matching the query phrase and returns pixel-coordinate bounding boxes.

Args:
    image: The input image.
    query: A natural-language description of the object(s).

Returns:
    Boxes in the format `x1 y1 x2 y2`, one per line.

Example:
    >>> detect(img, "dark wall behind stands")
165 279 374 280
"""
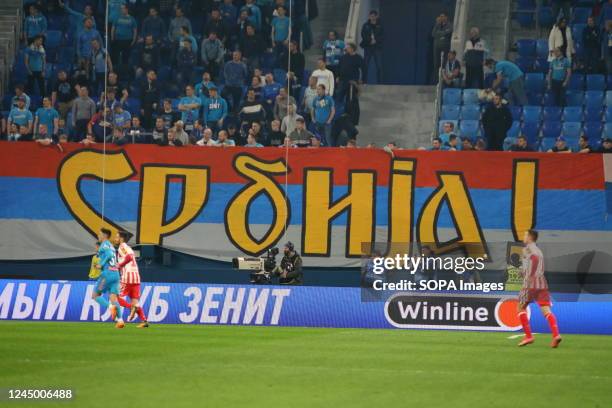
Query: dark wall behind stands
380 0 455 85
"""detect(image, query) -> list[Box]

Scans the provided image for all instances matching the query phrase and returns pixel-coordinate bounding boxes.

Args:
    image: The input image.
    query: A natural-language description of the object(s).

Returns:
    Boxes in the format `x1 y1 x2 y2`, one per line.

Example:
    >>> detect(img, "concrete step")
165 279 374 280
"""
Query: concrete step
356 84 436 148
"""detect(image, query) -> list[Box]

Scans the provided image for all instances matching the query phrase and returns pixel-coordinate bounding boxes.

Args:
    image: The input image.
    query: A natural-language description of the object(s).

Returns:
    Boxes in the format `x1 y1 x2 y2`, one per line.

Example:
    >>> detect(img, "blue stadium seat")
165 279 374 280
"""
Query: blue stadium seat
534 58 549 73
572 8 591 24
535 39 549 59
525 73 545 93
538 7 554 28
563 106 583 122
126 98 141 116
541 121 562 139
521 122 540 144
567 74 585 91
583 106 601 122
58 47 75 64
459 120 480 138
522 105 542 122
542 91 556 107
507 121 521 138
543 106 561 122
443 88 462 105
572 24 586 46
516 56 535 73
605 4 612 20
158 65 172 82
585 91 604 109
46 30 62 51
539 138 556 152
462 89 480 105
510 106 523 121
605 90 612 106
526 92 543 105
565 90 584 107
438 120 459 134
441 105 461 120
574 41 584 58
460 104 481 120
562 122 582 139
605 107 612 122
604 123 612 139
503 137 517 151
586 74 605 91
583 122 602 140
273 68 287 84
516 39 536 57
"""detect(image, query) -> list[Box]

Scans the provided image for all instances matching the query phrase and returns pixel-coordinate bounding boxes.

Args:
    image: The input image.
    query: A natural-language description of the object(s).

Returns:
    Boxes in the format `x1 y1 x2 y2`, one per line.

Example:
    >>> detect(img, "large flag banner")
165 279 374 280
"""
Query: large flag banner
0 142 611 267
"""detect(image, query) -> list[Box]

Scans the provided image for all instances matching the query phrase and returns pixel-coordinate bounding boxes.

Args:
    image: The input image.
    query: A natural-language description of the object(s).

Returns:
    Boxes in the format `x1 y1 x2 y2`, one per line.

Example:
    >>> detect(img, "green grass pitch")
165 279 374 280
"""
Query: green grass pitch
1 321 611 408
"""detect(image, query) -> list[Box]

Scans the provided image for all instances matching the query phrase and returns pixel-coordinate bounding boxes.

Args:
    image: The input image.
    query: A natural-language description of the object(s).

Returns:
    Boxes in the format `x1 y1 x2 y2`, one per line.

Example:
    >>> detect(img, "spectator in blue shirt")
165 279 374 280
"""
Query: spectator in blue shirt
438 121 457 145
77 18 103 64
25 35 46 97
262 73 282 112
12 85 31 110
111 4 137 66
323 30 345 76
108 0 126 25
195 71 216 99
203 86 228 133
311 84 336 146
90 39 113 96
548 47 571 107
34 97 60 137
8 97 34 135
220 0 238 27
223 50 249 112
141 6 166 43
24 4 47 43
271 6 291 60
59 0 96 41
485 58 527 106
178 85 202 129
112 102 132 130
243 0 262 30
178 26 198 54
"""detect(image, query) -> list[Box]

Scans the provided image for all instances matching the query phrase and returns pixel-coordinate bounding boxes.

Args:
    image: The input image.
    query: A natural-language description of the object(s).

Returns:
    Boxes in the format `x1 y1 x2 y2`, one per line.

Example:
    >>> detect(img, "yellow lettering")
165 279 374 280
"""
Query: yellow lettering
225 154 289 255
303 169 375 257
138 165 209 244
511 160 538 241
57 149 135 237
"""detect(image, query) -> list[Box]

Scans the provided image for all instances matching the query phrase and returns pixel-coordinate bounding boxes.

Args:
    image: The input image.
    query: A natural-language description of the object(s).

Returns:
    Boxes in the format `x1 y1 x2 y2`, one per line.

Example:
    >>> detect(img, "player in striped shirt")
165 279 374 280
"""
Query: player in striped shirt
517 229 562 348
115 230 149 328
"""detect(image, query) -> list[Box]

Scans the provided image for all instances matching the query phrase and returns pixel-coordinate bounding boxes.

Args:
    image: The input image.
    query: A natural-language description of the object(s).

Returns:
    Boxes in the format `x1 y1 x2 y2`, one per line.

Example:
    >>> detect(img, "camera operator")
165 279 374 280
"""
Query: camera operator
273 242 303 285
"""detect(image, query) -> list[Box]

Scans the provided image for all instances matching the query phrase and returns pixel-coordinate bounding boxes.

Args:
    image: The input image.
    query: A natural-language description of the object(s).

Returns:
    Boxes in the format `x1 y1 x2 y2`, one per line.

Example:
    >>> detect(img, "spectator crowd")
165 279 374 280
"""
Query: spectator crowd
4 0 389 150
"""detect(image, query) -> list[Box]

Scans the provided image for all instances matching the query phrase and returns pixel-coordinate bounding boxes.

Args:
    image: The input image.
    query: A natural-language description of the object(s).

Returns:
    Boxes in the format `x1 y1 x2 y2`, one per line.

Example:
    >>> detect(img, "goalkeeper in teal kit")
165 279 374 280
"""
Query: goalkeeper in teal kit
92 228 125 328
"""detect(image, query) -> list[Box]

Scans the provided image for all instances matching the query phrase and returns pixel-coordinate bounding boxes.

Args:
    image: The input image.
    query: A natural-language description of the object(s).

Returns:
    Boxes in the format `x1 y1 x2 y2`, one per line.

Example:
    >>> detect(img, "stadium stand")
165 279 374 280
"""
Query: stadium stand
435 0 612 152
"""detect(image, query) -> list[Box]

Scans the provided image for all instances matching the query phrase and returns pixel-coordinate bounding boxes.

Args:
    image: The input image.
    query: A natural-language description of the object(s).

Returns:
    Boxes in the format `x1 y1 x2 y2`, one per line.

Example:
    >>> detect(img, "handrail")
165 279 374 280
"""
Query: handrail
432 53 444 140
345 0 362 46
450 0 470 62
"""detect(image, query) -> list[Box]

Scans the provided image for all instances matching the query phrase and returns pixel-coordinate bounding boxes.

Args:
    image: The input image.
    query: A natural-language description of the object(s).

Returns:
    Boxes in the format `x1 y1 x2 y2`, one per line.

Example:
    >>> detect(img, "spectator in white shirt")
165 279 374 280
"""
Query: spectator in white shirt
311 57 335 95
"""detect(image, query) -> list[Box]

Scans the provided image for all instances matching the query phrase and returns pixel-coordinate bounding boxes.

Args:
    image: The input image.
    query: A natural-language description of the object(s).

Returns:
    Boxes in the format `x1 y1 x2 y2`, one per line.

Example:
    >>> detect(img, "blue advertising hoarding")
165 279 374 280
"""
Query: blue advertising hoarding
1 279 611 335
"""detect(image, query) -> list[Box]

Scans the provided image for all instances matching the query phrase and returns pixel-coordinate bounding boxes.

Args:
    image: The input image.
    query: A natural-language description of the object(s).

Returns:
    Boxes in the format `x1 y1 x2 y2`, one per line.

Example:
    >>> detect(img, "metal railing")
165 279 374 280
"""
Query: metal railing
432 0 470 140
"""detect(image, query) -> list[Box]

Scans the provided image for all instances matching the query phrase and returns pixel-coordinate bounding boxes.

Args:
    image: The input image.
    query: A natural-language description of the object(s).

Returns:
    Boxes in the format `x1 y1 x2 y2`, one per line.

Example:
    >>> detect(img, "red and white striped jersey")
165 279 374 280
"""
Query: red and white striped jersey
521 243 548 289
117 243 140 284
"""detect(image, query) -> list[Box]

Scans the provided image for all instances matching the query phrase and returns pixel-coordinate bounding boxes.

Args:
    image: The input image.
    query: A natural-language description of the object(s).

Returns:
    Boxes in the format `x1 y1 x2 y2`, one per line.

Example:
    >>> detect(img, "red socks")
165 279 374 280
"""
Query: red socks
137 307 147 322
117 297 131 308
545 313 560 337
518 311 532 338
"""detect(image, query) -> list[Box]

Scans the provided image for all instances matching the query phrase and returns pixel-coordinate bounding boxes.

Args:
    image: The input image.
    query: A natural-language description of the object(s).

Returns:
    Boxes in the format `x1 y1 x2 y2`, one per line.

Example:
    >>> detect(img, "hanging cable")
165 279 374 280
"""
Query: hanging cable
282 0 293 238
101 0 110 224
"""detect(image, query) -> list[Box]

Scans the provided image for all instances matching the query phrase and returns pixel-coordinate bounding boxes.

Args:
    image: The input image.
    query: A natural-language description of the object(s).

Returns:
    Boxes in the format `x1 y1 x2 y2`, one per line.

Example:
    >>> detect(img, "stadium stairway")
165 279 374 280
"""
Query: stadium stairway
0 0 21 98
357 84 436 148
303 0 352 69
466 0 512 61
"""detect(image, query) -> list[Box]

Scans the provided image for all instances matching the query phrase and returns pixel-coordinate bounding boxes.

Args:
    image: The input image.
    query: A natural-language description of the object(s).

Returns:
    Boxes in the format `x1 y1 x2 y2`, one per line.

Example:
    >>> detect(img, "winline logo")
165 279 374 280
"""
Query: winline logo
384 293 527 331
